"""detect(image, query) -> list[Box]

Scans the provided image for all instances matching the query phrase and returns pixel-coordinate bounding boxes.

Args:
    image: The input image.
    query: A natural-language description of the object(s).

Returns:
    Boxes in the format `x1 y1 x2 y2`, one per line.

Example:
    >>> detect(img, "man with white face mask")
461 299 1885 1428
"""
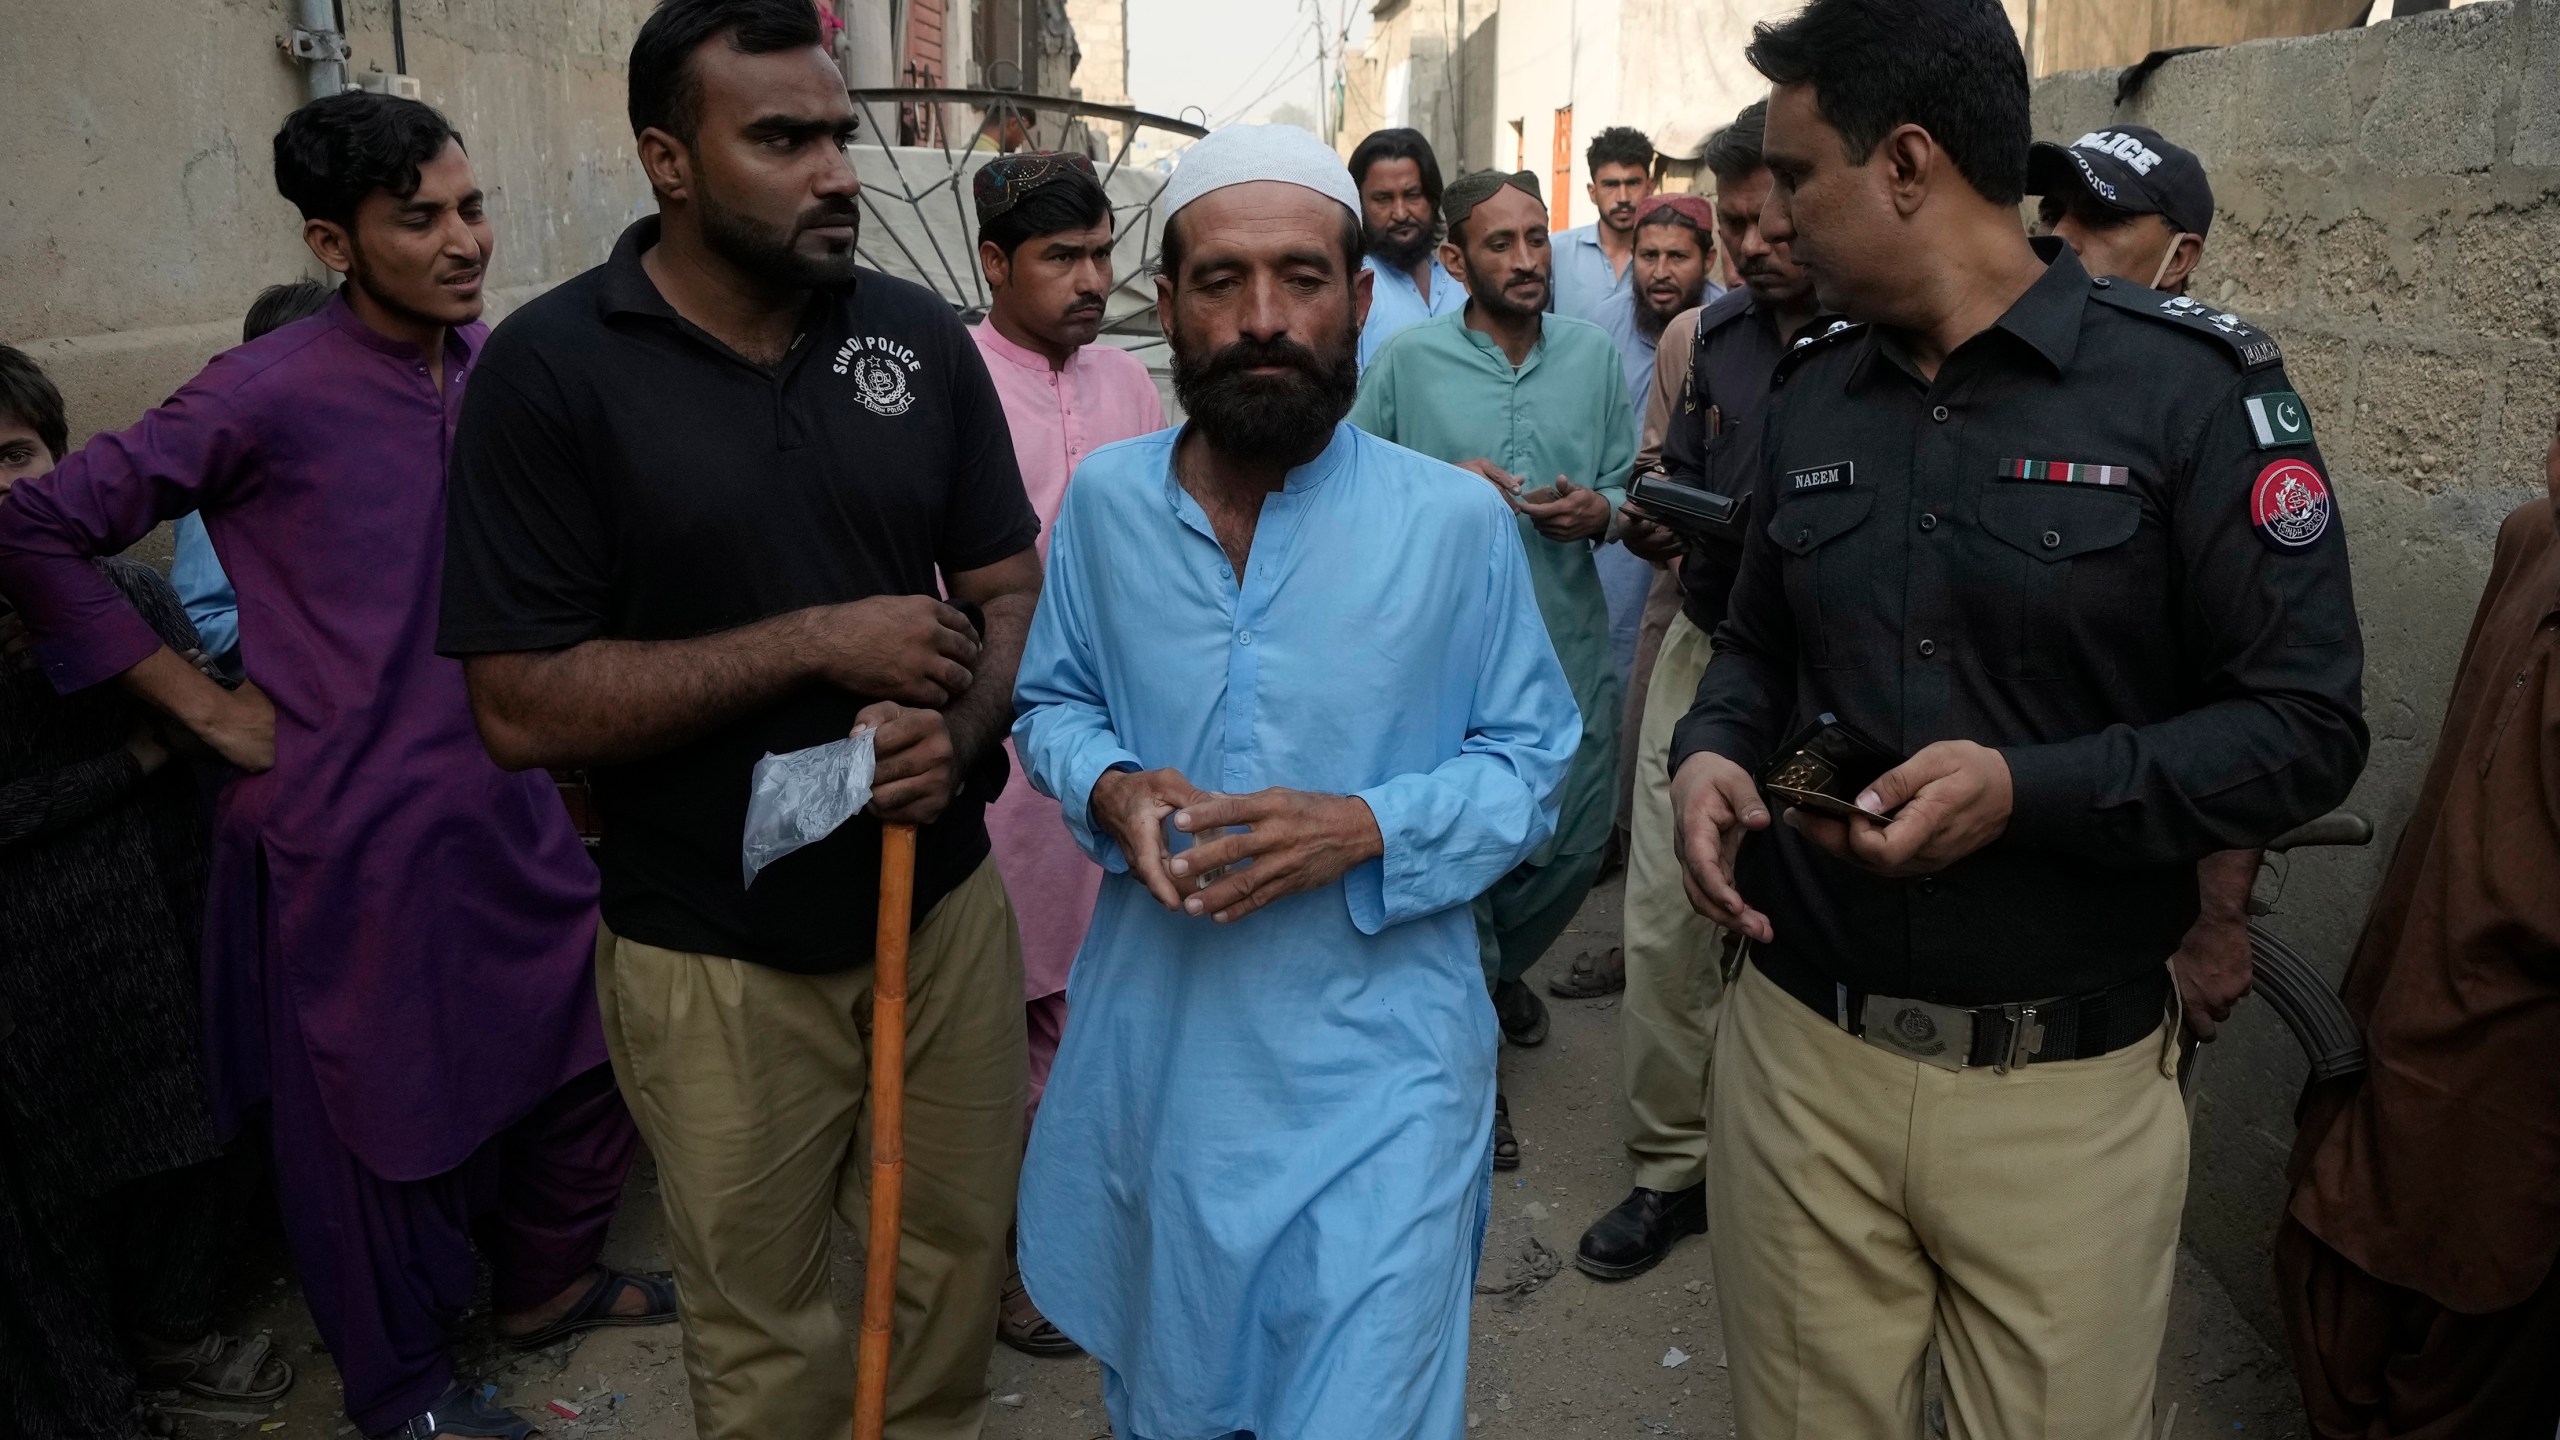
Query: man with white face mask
2027 124 2212 297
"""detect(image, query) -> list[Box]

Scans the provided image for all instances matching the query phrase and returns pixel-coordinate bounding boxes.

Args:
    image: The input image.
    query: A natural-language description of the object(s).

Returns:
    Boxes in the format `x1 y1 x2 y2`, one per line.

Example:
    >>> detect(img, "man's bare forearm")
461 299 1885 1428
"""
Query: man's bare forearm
2196 848 2260 925
462 612 813 771
943 591 1033 766
944 551 1043 770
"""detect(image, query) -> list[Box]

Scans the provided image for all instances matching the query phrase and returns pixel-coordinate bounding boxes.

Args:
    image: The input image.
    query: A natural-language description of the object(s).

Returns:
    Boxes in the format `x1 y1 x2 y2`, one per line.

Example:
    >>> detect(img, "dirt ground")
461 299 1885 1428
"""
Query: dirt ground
185 876 2307 1440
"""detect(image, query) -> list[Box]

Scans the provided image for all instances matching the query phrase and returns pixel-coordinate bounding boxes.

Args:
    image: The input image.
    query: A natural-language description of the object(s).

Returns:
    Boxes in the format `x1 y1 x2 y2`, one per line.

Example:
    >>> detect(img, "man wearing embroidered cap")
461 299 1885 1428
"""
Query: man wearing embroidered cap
965 149 1165 1357
1012 123 1580 1439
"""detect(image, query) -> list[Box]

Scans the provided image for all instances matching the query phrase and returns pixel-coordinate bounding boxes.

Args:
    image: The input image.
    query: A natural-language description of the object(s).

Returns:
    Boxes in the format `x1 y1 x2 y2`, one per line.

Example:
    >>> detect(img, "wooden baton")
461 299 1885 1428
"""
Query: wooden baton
853 821 918 1440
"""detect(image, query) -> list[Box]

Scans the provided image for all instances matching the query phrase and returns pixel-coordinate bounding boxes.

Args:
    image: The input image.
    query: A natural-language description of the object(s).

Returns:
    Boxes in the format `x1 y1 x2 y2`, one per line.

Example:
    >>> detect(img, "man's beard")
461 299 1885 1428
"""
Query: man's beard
1464 263 1547 323
1366 222 1437 273
1170 316 1361 467
1635 282 1698 341
698 177 861 289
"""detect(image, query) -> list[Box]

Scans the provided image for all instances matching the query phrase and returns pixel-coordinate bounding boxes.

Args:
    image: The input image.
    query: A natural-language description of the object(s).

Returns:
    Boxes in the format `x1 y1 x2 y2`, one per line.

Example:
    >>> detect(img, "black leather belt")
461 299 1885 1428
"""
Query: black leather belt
1755 948 2168 1072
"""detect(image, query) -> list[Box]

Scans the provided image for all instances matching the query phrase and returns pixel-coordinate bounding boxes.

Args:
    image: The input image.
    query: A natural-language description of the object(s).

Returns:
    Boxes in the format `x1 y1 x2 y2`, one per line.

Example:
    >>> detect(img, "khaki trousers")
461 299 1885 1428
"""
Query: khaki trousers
596 859 1026 1440
1708 961 2188 1440
1618 611 1727 1191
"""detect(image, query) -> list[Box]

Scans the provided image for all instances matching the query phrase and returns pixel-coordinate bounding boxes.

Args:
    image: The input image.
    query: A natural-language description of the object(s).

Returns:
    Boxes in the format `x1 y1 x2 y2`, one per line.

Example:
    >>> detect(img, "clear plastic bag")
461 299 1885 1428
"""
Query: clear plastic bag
741 728 877 887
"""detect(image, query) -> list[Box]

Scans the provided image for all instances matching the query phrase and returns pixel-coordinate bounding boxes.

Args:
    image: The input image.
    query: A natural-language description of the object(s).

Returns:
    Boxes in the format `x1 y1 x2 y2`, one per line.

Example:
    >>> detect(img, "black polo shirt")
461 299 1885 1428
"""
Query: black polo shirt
439 216 1038 973
1671 243 2368 1005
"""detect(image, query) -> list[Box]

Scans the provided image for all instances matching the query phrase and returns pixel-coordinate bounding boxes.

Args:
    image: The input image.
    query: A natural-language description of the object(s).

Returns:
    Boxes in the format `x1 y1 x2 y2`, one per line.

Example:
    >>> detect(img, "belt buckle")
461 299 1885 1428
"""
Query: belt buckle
1994 1002 2047 1074
1857 994 1972 1072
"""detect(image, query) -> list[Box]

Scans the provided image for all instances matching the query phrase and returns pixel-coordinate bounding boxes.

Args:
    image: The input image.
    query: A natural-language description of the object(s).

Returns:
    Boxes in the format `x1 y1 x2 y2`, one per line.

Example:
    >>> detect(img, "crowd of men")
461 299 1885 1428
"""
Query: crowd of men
0 0 2554 1437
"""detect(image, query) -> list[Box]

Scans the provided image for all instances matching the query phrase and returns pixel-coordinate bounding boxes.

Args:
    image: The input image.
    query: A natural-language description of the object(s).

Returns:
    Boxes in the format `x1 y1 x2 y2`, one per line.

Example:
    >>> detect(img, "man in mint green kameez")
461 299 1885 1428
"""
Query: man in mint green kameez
1350 168 1634 1167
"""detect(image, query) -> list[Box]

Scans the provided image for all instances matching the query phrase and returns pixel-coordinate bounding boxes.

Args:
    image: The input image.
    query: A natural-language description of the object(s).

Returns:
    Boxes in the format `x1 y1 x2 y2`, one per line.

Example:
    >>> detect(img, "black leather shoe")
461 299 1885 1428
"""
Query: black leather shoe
1574 1183 1707 1281
1494 979 1549 1046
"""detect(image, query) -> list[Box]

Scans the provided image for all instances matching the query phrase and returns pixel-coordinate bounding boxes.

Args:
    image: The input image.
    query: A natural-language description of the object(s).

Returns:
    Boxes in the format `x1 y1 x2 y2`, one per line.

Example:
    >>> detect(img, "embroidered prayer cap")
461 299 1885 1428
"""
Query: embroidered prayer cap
1633 194 1715 233
1160 124 1362 223
973 151 1100 226
1440 169 1543 230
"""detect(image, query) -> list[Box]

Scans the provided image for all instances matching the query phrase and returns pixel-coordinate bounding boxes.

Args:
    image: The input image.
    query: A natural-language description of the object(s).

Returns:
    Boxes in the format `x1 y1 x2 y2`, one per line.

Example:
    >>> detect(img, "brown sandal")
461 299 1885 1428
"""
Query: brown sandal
1548 945 1626 999
997 1252 1081 1358
134 1330 295 1404
1492 1092 1521 1171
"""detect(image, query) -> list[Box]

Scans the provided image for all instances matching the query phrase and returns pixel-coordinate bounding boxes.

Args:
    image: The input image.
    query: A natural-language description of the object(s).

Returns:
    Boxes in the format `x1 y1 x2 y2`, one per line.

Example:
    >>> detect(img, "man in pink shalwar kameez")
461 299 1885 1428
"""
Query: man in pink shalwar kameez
967 152 1166 1356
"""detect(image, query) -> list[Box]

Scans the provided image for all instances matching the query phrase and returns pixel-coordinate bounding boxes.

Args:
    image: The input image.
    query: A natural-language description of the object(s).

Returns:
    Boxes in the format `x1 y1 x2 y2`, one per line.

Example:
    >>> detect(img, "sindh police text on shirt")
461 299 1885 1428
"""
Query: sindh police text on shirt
1671 243 2367 1007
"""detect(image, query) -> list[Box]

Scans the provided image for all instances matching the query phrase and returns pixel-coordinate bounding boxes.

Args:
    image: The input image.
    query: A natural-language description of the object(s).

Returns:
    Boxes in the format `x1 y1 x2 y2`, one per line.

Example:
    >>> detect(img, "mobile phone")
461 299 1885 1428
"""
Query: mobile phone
1761 714 1901 824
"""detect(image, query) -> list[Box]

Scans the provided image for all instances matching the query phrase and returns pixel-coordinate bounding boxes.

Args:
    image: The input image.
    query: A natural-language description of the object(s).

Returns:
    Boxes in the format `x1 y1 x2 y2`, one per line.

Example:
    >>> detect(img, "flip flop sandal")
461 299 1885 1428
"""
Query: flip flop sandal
135 1331 296 1405
1492 1093 1521 1171
372 1382 541 1439
498 1269 677 1351
997 1260 1083 1358
1548 945 1626 999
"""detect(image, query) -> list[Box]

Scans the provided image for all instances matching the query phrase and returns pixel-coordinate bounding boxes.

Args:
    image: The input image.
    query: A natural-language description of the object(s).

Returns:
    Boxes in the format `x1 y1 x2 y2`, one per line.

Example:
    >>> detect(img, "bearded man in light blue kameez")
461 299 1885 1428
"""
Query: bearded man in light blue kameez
1012 124 1582 1440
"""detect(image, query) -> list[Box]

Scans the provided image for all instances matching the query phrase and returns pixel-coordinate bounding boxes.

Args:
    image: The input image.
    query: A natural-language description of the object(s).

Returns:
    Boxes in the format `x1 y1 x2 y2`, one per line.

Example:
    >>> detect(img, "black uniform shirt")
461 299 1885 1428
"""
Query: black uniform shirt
1670 243 2368 1005
440 216 1038 974
1655 289 1843 635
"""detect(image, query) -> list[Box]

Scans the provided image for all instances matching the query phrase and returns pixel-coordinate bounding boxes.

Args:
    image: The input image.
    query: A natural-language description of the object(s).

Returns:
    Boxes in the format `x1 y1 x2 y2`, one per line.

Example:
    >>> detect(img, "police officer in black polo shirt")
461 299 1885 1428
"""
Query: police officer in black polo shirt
1668 0 2366 1432
438 1 1041 1434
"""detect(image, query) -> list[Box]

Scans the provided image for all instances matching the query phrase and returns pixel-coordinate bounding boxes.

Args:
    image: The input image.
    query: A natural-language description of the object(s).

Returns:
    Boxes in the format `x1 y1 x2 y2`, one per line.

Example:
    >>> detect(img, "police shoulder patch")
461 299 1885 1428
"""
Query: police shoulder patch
2087 282 2283 371
2250 458 2333 551
1770 317 1866 387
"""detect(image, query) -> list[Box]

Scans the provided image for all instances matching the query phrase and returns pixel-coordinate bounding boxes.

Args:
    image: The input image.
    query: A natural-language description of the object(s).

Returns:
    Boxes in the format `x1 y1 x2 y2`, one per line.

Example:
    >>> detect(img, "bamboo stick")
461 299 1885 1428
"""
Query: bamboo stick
854 822 918 1440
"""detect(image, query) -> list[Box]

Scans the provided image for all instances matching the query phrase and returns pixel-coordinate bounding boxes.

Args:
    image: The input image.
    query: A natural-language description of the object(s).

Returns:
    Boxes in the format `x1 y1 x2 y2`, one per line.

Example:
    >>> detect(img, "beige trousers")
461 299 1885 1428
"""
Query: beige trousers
1618 610 1728 1192
1708 961 2188 1440
596 859 1026 1440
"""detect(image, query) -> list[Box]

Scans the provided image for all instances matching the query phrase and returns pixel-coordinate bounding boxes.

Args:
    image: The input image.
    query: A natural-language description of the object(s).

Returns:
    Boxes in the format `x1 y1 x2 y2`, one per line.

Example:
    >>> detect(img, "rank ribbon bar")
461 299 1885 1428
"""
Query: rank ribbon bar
1998 458 2131 487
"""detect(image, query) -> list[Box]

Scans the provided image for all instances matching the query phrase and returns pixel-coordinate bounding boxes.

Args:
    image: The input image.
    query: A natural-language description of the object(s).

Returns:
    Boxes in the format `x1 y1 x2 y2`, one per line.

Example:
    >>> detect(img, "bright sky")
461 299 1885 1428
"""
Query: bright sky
1124 0 1370 132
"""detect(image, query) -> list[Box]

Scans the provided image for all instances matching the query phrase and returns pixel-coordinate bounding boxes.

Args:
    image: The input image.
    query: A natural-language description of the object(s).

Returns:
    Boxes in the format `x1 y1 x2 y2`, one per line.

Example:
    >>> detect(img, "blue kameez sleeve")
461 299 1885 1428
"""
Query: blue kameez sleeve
1013 497 1144 873
1343 512 1581 934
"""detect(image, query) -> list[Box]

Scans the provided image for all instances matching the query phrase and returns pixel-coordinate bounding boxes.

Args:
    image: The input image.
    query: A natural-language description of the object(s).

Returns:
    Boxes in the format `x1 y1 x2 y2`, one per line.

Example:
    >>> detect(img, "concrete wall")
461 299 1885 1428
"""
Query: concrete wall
2018 0 2372 74
1063 0 1129 104
2033 0 2560 1340
2 0 661 471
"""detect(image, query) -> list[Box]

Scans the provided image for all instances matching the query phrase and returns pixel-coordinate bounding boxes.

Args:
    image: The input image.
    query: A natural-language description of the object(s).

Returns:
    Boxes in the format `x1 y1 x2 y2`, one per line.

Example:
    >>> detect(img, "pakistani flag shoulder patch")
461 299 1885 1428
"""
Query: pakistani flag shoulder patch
2244 389 2315 450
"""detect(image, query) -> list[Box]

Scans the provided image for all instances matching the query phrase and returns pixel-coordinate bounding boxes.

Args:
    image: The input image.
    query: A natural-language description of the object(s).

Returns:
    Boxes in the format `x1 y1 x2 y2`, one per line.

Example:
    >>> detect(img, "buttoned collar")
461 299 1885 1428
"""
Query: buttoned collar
1161 420 1356 525
974 317 1077 374
594 214 847 373
1363 253 1455 298
1848 237 2090 390
321 289 476 369
1452 304 1547 377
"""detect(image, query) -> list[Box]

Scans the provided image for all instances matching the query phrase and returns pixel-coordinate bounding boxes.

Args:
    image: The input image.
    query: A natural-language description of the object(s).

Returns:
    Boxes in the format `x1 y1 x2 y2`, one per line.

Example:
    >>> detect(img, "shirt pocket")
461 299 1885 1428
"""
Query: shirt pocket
1769 487 1875 670
1974 481 2144 679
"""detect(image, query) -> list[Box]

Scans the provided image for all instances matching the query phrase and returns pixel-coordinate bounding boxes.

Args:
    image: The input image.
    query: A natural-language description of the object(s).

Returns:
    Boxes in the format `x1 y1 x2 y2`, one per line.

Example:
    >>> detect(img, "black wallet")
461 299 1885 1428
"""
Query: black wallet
1760 713 1901 823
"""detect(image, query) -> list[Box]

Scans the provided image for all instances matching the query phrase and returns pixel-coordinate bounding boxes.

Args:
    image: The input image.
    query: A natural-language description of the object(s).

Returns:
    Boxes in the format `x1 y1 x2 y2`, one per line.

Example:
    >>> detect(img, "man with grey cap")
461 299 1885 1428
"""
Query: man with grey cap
2031 125 2263 1045
1011 125 1580 1440
1351 167 1635 1169
2029 124 2212 297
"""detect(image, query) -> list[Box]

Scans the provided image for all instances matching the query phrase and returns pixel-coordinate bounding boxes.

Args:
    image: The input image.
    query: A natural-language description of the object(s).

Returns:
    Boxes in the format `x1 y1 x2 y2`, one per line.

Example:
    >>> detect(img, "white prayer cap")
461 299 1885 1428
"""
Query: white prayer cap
1160 124 1362 224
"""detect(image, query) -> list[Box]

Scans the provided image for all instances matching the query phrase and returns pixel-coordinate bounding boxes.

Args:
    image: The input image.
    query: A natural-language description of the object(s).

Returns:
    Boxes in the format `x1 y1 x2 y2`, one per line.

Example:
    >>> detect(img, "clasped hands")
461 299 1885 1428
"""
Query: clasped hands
1090 767 1383 924
1671 740 2014 941
1456 459 1612 543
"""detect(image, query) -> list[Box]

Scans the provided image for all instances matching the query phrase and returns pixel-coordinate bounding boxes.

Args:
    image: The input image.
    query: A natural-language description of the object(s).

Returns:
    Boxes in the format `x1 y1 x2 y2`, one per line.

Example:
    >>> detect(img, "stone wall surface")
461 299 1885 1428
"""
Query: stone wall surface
2033 0 2560 1342
1 0 658 455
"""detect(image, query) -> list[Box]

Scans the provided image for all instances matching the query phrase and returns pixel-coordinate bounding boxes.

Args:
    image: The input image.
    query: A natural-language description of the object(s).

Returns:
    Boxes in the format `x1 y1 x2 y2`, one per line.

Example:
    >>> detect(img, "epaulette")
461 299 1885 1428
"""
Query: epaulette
1770 317 1866 387
2086 279 2283 371
1690 285 1758 344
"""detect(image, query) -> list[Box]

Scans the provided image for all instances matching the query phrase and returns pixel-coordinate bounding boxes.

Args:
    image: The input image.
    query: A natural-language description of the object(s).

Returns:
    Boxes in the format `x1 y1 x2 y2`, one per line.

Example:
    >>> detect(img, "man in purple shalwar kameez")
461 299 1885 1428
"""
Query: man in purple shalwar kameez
0 94 671 1440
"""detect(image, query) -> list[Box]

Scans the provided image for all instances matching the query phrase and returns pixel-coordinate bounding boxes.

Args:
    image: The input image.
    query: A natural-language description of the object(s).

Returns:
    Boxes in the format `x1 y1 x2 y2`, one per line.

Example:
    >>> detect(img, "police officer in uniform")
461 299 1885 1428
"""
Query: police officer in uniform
1574 98 1840 1282
1669 1 2368 1433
